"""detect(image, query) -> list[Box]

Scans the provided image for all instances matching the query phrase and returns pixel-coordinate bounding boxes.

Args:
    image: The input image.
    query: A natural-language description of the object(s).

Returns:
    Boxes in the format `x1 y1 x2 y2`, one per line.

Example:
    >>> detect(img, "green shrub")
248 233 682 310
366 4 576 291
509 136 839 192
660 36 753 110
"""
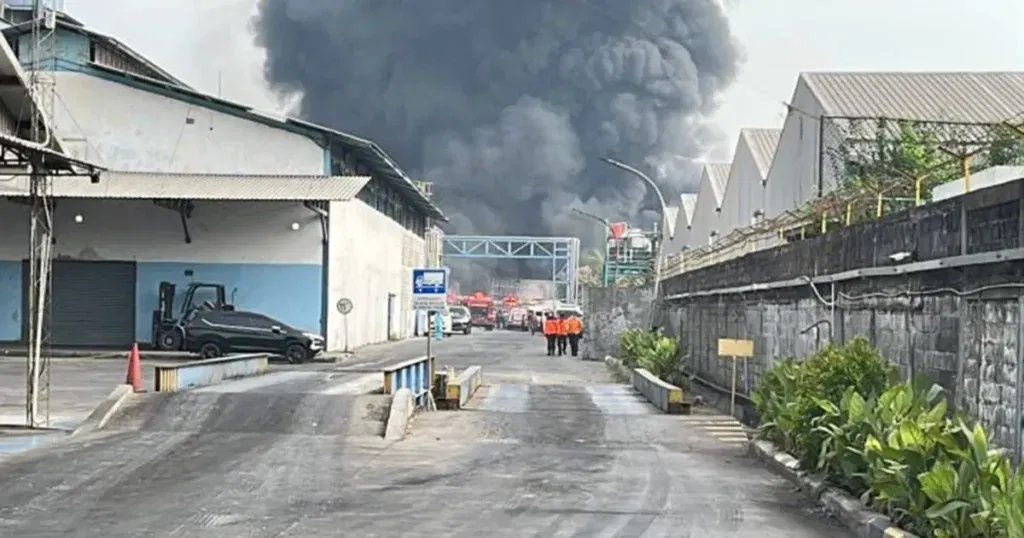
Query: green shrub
638 337 687 388
620 327 659 367
618 327 687 387
753 337 896 470
753 339 1024 537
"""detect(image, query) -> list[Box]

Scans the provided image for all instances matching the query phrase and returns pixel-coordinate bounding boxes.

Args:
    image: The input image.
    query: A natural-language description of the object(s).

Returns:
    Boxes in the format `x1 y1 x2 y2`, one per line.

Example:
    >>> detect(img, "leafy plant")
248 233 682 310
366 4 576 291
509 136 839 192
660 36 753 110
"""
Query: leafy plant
752 336 1024 537
812 386 880 495
638 336 686 388
620 327 659 367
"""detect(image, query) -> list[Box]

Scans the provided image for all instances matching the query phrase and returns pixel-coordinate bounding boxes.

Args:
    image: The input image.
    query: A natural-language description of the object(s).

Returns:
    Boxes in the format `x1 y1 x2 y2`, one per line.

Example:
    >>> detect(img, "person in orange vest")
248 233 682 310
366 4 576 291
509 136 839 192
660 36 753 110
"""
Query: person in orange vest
555 313 569 356
565 313 583 357
542 313 559 356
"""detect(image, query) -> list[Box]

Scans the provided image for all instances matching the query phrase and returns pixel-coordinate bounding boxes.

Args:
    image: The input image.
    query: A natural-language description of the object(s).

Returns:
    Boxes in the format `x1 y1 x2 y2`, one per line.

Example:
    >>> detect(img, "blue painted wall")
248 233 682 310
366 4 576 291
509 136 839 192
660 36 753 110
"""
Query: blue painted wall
135 262 322 343
0 262 21 341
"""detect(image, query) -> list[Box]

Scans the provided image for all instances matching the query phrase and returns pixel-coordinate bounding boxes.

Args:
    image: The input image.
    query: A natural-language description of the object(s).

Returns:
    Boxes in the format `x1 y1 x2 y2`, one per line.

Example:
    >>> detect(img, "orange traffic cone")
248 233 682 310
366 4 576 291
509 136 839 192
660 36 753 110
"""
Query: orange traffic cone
126 343 143 392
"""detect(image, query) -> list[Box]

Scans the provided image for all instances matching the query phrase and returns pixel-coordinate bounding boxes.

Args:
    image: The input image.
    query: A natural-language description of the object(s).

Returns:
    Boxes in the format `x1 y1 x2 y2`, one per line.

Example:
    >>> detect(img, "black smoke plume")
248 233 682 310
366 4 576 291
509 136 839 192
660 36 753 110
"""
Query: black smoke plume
253 0 740 244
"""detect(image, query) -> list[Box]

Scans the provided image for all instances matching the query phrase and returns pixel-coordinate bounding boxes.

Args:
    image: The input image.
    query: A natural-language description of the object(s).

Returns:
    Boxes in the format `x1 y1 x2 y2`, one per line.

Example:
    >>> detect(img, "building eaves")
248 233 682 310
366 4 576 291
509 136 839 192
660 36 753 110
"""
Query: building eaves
679 193 698 224
740 128 781 178
801 71 1024 122
2 18 193 89
704 163 731 205
59 59 447 221
0 171 370 200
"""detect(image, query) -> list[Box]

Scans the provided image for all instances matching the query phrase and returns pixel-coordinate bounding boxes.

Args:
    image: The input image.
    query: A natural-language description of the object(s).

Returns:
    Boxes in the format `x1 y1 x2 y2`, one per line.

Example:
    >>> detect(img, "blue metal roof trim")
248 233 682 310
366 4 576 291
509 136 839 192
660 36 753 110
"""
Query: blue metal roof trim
1 18 192 90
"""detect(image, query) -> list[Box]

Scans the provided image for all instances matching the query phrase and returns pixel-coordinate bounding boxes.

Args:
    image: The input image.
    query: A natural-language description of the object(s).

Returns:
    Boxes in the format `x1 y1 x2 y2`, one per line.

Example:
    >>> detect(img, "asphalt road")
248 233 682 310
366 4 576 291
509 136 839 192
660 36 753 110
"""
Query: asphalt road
0 331 849 537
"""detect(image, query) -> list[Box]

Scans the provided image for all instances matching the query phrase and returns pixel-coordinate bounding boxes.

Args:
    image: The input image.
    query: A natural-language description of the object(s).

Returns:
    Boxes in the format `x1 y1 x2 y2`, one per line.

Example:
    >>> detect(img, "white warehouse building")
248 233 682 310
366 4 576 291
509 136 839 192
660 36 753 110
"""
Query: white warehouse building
683 163 730 249
717 128 780 234
663 71 1024 277
762 71 1024 221
0 11 446 351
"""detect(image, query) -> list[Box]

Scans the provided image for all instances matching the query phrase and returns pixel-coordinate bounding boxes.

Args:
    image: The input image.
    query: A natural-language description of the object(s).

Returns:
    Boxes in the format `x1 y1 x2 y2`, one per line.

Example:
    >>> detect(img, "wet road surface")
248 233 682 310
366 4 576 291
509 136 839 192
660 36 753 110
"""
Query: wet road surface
0 331 849 537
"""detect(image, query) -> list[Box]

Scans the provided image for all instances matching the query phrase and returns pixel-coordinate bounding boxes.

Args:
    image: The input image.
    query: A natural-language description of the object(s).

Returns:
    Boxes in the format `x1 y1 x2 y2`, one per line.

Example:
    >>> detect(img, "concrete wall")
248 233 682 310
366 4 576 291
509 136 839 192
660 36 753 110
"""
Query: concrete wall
49 71 325 174
659 178 1024 459
326 199 425 350
0 199 323 342
579 286 654 360
762 78 825 220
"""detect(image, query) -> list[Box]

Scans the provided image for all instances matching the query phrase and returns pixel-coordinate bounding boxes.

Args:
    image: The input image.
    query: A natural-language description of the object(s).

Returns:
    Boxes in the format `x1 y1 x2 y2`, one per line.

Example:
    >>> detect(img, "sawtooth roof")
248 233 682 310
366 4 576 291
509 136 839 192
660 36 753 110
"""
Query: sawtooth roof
679 193 698 225
741 128 781 177
801 71 1024 122
704 163 731 206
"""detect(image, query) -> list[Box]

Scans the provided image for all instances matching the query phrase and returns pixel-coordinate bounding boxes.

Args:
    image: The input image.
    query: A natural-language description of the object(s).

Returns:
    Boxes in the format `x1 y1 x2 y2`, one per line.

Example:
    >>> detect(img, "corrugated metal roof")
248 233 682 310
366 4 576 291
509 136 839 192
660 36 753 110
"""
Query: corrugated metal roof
741 128 781 177
802 72 1024 122
704 163 731 205
0 172 370 200
679 194 698 224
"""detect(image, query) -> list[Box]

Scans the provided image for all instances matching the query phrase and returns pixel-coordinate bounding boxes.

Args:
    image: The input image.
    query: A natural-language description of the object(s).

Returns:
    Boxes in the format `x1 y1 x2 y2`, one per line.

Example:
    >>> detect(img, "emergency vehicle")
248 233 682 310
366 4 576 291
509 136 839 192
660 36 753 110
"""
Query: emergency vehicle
462 292 497 331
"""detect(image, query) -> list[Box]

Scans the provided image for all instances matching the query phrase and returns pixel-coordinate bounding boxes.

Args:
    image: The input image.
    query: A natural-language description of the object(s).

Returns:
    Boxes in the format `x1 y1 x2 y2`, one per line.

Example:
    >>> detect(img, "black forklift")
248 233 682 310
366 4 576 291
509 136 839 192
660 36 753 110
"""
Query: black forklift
152 281 233 351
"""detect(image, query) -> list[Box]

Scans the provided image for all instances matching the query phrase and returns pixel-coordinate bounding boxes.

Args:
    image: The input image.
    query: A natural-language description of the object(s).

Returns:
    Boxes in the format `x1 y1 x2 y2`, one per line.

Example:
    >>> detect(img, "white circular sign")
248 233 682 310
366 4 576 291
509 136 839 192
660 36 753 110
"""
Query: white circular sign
336 298 353 315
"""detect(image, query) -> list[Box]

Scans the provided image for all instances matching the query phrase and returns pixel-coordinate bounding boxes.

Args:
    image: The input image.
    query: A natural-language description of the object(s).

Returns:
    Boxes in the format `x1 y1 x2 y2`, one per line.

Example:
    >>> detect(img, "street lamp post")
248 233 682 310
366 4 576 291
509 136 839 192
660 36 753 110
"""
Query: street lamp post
571 207 619 286
600 158 674 325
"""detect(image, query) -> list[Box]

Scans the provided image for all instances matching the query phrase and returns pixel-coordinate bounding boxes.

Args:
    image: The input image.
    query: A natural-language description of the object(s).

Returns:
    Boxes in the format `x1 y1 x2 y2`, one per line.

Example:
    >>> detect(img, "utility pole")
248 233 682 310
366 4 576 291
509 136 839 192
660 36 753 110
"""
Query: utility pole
25 0 57 428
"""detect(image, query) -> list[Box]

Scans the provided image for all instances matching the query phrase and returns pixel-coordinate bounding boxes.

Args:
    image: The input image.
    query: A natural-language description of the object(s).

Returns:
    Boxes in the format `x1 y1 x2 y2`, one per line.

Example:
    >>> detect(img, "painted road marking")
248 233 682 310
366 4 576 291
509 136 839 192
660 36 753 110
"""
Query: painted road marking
686 416 751 445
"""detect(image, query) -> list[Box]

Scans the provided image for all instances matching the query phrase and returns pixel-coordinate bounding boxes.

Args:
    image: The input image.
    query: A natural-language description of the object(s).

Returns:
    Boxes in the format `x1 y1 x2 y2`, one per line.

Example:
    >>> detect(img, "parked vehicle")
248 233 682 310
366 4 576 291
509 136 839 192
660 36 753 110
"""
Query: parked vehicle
449 306 472 334
506 307 529 331
182 309 324 363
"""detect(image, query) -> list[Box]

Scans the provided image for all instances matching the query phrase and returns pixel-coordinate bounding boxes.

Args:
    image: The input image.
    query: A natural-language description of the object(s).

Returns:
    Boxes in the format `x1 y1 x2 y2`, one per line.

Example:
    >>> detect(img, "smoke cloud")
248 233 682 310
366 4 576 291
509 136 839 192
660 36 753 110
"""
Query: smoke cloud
252 0 740 242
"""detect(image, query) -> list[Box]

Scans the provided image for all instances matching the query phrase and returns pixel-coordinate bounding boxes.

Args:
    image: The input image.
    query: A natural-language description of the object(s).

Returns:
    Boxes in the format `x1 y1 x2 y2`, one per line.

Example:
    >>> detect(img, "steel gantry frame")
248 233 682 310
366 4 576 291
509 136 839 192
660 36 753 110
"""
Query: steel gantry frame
442 235 581 303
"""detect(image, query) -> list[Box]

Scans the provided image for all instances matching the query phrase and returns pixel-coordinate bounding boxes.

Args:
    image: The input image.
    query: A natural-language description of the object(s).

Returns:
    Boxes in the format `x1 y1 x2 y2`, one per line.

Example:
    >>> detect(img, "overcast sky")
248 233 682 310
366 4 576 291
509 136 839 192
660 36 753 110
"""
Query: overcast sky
64 0 1024 162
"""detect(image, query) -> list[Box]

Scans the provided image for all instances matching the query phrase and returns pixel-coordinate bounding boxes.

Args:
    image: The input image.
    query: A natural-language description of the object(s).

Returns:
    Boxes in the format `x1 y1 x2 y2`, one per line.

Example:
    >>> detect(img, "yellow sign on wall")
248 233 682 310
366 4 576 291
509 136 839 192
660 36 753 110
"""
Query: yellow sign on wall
717 338 754 358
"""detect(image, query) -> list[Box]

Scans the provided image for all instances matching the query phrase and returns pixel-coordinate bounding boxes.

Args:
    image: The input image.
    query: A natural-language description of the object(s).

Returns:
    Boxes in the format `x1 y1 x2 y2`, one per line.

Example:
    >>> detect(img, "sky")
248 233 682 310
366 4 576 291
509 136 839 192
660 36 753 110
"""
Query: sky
64 0 1024 174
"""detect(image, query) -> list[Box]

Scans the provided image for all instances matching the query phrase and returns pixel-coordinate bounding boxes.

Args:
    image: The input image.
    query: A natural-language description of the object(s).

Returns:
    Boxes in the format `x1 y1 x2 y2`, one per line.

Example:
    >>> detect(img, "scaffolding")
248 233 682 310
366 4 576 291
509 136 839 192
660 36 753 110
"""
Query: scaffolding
22 0 59 428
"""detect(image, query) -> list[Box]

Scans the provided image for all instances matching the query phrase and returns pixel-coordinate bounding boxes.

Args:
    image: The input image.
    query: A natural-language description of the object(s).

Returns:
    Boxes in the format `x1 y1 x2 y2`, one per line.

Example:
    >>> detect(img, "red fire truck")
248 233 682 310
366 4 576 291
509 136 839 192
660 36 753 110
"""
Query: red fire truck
462 292 497 331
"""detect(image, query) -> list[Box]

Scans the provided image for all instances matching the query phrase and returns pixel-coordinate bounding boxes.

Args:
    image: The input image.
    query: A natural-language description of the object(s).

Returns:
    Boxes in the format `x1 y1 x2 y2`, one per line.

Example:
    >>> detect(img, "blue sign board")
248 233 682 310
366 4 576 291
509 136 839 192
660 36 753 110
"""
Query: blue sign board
412 268 447 310
412 268 447 294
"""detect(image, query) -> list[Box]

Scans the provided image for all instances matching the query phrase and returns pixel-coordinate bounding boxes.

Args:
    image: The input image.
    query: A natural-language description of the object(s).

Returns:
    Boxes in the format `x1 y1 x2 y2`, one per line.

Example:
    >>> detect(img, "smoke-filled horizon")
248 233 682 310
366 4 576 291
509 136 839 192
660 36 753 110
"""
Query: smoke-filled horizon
252 0 741 243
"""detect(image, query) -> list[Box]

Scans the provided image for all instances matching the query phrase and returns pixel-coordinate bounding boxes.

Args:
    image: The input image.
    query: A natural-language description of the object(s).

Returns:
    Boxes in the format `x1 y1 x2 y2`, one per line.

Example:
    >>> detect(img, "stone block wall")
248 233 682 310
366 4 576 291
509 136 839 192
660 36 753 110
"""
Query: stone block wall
579 286 654 360
653 178 1024 460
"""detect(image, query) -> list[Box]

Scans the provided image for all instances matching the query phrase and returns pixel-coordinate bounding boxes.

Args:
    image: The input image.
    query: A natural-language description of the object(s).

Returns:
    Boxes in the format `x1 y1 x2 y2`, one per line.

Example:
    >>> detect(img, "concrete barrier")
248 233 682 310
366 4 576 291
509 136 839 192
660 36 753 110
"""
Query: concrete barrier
384 388 414 442
71 384 135 437
632 368 689 414
382 355 434 406
749 440 917 538
153 353 270 392
441 365 483 410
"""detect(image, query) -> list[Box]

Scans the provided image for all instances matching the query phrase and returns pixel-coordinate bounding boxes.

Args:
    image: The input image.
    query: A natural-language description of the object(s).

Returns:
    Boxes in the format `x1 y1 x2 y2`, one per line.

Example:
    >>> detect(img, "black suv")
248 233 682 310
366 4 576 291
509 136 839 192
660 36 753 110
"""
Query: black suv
183 310 324 363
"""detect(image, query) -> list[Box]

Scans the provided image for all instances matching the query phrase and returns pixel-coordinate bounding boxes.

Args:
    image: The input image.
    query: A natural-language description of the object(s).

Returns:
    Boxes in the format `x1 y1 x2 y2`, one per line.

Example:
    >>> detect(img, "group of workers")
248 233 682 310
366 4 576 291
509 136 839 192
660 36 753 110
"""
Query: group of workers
541 312 584 357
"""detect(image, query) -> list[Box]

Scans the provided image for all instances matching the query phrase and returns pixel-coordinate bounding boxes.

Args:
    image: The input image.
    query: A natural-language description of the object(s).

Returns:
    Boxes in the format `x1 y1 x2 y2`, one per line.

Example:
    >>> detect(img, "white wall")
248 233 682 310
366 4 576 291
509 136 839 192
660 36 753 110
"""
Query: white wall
763 78 826 220
325 199 426 351
51 72 324 174
718 141 765 237
0 198 320 262
688 170 724 248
